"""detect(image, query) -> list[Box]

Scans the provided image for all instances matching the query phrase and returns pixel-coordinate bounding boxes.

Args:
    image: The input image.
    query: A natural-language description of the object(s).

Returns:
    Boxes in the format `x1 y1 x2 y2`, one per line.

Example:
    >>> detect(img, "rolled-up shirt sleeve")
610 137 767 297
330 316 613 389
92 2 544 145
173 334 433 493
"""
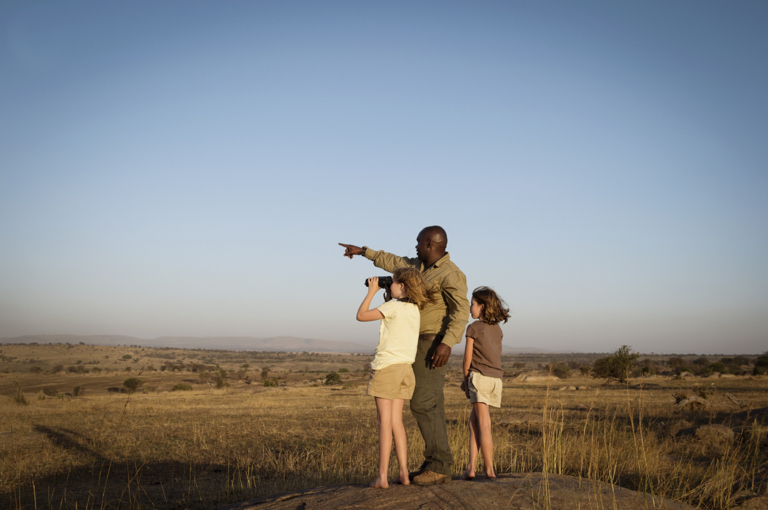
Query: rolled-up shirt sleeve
363 248 421 272
439 269 470 348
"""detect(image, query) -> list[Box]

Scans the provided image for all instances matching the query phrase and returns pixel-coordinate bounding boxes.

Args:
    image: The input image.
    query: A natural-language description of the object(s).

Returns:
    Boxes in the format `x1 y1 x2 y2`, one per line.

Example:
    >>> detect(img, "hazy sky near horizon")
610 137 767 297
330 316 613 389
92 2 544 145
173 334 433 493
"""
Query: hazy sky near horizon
1 1 766 354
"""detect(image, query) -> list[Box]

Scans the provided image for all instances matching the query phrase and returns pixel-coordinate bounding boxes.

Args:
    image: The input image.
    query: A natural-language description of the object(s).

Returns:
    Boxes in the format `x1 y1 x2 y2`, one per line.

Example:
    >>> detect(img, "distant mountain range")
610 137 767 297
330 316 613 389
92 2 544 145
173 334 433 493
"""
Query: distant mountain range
0 334 561 354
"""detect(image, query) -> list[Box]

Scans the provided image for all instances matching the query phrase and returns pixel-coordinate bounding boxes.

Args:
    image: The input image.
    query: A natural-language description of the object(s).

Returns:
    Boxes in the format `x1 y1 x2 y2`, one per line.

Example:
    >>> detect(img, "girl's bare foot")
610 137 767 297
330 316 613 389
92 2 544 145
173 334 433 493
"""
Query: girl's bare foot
369 474 389 489
395 473 410 485
461 467 475 480
485 471 497 480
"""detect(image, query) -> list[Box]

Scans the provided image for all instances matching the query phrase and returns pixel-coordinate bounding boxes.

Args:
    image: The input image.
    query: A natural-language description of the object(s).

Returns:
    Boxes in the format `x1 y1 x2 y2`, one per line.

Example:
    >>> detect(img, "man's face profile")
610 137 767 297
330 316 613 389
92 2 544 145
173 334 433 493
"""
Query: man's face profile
415 230 429 262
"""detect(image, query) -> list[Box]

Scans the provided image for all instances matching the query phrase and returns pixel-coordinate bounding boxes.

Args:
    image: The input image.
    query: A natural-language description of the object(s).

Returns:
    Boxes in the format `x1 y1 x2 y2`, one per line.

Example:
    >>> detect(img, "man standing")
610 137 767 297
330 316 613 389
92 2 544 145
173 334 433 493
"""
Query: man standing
339 226 470 485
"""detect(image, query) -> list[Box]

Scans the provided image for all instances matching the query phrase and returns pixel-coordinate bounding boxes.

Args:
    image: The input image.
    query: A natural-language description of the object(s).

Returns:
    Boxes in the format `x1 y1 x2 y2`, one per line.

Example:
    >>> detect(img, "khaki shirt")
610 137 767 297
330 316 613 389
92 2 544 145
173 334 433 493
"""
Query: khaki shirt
362 248 470 348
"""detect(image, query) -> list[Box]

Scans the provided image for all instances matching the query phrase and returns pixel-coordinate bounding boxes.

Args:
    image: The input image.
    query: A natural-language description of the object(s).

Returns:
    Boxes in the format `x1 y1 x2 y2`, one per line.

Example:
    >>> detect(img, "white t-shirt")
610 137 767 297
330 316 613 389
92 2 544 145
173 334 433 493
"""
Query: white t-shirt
370 300 420 370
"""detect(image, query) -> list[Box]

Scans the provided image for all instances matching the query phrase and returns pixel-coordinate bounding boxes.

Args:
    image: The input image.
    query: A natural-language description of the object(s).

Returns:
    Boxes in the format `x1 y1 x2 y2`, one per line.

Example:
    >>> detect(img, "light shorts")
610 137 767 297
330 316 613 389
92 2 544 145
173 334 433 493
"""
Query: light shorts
366 363 415 400
468 371 503 408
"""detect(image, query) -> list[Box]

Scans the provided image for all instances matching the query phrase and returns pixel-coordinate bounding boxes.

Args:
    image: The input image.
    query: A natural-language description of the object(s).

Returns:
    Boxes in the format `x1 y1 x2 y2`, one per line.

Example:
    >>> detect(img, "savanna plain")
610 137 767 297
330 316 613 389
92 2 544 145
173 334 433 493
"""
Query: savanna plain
1 343 767 510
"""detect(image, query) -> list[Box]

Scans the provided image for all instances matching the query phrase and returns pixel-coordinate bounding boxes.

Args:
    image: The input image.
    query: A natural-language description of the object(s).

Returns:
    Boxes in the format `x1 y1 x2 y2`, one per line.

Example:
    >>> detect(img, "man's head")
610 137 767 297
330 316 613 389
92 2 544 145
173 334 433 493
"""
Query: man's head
415 226 448 264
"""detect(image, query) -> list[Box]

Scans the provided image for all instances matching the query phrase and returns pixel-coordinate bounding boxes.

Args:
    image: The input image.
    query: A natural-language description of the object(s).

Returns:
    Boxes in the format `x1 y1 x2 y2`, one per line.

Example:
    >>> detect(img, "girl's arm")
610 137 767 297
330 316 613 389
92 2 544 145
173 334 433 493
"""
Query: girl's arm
463 337 474 379
461 336 475 398
357 277 386 322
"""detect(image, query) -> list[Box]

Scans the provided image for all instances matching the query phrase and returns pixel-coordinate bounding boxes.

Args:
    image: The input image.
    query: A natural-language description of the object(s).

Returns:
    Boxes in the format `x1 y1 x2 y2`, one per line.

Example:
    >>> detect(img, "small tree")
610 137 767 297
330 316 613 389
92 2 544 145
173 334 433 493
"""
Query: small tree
592 345 638 383
123 377 143 393
325 372 342 385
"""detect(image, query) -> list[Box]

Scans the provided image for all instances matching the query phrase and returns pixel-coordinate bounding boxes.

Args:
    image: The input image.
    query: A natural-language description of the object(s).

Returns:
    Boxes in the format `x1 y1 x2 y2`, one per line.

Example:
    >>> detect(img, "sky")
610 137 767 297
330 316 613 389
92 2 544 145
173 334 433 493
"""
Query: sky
1 1 766 354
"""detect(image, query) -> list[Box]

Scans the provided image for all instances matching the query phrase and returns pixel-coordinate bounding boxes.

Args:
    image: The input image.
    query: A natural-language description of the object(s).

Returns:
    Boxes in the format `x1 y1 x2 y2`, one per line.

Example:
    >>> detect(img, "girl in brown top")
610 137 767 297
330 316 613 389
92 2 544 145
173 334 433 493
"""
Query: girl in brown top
460 286 510 481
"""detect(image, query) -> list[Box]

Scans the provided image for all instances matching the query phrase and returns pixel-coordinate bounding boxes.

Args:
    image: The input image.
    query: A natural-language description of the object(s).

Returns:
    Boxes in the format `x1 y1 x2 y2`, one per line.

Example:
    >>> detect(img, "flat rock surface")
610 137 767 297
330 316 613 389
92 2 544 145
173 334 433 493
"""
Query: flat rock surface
220 473 695 510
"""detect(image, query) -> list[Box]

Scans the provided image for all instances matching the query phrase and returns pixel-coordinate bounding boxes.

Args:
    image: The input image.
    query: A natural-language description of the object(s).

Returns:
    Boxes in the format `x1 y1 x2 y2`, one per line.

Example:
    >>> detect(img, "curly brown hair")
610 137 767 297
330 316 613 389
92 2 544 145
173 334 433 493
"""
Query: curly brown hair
471 286 510 325
392 267 438 310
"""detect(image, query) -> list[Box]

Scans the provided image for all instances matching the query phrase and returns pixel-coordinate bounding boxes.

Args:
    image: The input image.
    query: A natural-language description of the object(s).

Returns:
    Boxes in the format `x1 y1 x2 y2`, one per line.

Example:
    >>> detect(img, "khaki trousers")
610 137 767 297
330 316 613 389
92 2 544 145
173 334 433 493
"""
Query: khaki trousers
410 335 453 475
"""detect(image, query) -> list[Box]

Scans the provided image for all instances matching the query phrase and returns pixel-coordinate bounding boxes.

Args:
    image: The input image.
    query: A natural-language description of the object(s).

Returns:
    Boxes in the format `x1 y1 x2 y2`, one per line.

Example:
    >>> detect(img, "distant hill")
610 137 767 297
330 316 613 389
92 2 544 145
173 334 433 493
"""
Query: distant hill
0 334 373 353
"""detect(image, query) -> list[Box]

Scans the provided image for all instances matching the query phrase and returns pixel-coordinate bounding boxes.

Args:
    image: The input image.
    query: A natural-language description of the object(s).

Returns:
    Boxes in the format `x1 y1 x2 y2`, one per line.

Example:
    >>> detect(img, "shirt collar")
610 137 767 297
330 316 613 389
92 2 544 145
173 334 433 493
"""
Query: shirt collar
424 252 450 270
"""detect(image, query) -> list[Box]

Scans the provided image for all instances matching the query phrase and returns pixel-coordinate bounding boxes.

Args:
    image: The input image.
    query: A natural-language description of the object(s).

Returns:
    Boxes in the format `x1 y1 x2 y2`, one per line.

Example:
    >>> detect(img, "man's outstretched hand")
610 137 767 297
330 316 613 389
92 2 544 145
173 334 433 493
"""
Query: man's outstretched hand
339 243 364 259
432 343 452 368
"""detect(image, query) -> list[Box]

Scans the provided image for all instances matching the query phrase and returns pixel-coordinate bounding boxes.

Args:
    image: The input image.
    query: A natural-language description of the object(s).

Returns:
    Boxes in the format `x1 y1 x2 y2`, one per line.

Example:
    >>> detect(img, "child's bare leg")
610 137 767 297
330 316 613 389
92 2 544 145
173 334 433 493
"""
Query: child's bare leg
372 397 393 488
474 402 496 478
391 398 409 485
462 407 480 479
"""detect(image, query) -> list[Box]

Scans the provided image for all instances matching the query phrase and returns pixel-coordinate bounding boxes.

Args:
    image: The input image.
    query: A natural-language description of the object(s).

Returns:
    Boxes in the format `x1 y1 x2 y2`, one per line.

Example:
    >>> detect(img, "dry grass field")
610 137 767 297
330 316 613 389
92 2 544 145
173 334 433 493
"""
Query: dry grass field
1 343 766 509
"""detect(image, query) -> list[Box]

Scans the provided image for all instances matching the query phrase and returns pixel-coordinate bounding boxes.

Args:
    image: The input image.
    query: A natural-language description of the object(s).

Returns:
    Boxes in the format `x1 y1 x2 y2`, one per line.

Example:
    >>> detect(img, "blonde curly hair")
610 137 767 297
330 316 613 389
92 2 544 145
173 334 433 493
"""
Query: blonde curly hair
392 267 438 310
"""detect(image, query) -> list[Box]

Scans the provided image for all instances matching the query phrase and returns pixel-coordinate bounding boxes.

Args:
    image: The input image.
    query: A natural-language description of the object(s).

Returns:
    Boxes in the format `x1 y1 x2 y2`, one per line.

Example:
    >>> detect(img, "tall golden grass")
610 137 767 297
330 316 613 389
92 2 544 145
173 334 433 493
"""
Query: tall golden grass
0 348 766 509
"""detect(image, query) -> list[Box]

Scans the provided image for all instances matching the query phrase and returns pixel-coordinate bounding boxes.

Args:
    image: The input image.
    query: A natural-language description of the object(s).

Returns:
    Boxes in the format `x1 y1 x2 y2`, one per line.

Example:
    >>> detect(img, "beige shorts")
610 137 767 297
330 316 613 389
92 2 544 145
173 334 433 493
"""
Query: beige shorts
367 363 415 400
468 371 503 408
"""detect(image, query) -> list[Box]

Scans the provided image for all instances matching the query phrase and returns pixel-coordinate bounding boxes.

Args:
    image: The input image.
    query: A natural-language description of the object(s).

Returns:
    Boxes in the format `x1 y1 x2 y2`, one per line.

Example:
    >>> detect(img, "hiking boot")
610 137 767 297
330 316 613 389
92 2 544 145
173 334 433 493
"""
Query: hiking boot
412 470 451 486
408 463 428 481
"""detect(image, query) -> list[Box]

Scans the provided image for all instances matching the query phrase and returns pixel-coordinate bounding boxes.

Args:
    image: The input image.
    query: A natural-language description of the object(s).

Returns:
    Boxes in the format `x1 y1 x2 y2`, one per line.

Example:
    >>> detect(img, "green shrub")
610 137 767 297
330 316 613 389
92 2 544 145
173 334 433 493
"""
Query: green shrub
548 363 570 379
338 368 350 373
263 378 278 387
123 378 143 393
325 372 342 385
708 361 727 374
171 383 193 391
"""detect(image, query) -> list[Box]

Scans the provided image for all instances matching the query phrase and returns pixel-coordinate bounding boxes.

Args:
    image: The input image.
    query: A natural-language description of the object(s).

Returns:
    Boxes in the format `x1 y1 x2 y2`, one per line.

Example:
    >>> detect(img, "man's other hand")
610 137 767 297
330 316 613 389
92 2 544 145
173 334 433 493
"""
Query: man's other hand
339 243 364 259
432 343 451 368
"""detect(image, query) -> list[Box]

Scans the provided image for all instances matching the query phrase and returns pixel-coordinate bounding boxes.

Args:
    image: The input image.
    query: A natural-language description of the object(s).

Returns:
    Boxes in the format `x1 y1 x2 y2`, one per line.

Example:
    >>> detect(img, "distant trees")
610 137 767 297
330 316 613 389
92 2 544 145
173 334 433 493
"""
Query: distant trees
755 352 768 375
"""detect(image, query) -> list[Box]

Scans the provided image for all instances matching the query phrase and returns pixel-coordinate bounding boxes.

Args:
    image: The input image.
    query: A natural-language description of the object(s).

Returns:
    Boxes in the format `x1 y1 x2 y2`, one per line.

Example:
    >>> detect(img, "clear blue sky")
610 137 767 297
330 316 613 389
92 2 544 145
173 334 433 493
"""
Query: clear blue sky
1 1 766 354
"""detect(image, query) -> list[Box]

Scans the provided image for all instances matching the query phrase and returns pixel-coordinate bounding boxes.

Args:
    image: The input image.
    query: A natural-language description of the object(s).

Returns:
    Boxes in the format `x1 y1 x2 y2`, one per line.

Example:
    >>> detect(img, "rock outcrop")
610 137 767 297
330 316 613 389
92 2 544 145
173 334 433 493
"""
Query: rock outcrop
220 473 696 510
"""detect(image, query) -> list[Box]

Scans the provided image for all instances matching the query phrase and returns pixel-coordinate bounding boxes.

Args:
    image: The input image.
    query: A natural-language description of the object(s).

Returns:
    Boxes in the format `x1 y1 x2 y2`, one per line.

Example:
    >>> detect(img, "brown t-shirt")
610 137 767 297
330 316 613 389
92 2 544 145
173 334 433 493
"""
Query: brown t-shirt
466 320 503 378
